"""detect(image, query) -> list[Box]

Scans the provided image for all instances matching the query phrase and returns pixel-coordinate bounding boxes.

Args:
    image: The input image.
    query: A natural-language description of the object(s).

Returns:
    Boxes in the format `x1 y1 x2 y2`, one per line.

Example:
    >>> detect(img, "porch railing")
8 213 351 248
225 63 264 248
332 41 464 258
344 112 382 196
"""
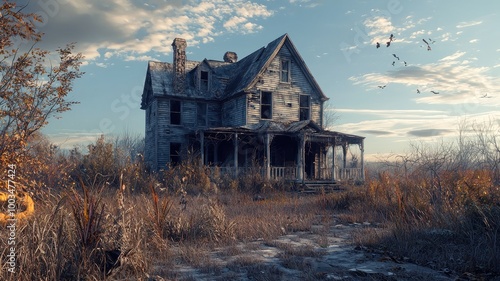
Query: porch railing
270 167 296 180
208 166 363 182
335 167 362 181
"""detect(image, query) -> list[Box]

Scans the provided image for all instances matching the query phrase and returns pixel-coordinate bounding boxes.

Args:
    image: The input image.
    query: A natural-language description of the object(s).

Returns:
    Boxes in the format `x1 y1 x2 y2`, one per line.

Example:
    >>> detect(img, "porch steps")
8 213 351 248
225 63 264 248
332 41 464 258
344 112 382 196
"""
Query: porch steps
296 181 345 193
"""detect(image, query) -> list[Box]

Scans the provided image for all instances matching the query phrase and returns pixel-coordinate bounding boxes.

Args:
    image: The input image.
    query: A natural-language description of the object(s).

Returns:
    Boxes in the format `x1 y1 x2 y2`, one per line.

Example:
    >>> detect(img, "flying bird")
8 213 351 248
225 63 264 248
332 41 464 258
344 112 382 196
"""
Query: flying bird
392 61 395 66
376 42 380 48
404 61 407 66
386 41 391 47
480 93 492 98
389 34 394 42
431 91 439 94
428 38 435 44
378 85 387 89
416 89 420 94
422 39 432 51
392 54 400 60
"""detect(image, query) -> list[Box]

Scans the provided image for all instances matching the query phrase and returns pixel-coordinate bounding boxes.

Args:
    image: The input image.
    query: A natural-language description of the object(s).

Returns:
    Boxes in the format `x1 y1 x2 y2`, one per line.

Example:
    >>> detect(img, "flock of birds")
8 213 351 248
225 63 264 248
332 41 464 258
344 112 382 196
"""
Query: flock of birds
374 34 493 99
375 34 439 95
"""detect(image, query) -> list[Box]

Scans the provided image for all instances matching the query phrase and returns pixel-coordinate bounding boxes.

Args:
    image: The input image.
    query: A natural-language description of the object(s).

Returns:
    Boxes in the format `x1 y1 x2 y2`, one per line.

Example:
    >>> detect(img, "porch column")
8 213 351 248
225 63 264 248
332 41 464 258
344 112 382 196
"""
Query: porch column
360 139 365 182
265 133 270 179
200 131 205 166
342 142 348 169
297 134 305 181
331 145 336 182
233 133 238 175
318 145 323 179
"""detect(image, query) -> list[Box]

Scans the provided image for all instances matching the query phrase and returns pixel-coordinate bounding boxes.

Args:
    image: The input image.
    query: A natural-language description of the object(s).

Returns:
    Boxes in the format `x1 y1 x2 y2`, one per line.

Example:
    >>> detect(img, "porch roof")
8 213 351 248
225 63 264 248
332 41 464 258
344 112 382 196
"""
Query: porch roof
202 120 364 145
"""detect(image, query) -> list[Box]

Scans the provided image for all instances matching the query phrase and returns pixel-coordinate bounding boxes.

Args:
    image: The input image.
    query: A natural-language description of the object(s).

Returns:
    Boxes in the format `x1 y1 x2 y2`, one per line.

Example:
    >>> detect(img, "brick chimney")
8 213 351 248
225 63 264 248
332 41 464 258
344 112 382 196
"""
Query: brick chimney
223 51 238 63
172 38 187 94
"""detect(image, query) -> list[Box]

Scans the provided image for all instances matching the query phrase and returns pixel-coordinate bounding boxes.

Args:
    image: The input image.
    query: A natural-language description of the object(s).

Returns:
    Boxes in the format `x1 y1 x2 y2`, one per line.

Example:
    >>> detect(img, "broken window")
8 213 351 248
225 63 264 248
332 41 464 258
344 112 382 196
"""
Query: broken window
197 102 207 127
280 60 290 83
261 91 272 119
299 95 310 121
170 100 181 125
170 143 181 165
200 70 209 91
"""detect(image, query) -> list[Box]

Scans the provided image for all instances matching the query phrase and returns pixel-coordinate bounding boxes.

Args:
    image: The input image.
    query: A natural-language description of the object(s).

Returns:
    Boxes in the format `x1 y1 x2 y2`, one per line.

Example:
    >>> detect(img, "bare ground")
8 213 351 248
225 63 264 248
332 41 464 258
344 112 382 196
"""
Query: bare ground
149 217 455 281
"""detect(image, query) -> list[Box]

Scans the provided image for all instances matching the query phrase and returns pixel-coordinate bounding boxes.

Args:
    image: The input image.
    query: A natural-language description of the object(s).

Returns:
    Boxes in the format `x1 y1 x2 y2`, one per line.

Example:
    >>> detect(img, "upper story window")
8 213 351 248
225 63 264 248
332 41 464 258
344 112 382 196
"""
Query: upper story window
261 91 272 119
280 59 290 83
196 102 207 127
170 100 181 125
200 70 209 91
299 94 310 121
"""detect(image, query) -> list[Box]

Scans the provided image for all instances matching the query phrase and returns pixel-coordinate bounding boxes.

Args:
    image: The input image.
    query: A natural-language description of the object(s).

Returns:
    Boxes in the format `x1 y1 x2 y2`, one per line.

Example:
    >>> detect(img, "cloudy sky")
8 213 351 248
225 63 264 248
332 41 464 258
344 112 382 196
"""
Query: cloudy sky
20 0 500 160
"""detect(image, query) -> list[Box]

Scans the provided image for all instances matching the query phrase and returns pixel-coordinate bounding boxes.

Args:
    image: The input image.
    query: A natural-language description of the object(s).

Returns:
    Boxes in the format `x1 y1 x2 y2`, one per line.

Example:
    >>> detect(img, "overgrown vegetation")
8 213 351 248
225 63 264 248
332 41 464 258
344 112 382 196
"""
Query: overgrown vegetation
0 126 499 279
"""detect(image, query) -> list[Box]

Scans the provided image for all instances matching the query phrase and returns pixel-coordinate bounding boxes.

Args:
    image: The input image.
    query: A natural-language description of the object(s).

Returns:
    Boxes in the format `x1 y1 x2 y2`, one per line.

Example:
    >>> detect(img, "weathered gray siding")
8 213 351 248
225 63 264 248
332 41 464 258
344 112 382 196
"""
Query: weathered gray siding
222 95 246 127
246 43 323 125
208 102 221 127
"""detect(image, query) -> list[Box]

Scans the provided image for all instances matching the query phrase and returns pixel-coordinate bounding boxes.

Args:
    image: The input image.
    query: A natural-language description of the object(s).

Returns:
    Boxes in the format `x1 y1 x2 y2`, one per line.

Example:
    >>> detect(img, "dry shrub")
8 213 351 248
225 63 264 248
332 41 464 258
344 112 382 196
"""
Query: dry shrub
356 168 500 276
161 154 214 195
0 198 73 281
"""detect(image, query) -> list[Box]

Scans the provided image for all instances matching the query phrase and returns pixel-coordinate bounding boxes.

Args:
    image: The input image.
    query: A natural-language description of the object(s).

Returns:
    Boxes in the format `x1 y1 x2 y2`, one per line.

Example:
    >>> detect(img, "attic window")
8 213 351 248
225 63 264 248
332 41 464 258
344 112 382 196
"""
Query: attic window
261 91 272 119
170 100 181 125
299 95 310 121
200 70 209 91
280 59 290 83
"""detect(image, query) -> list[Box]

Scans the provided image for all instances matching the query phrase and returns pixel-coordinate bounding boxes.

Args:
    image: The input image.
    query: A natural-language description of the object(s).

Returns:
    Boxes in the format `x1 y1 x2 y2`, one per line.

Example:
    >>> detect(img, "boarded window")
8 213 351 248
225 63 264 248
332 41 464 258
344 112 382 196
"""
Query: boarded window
299 95 310 121
280 60 290 83
197 102 207 127
170 100 181 125
200 71 209 91
170 143 181 165
261 91 272 119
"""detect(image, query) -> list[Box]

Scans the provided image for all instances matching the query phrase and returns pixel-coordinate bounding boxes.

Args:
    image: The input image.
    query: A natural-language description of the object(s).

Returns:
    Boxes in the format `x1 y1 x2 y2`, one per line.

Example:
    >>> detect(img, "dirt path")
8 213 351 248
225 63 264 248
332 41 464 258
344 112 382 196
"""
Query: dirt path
155 221 454 281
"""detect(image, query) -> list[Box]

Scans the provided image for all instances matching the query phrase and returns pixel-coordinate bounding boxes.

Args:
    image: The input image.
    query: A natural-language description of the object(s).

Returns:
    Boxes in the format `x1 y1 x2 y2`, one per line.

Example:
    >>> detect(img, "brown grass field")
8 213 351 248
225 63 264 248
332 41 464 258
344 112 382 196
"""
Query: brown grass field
1 162 499 280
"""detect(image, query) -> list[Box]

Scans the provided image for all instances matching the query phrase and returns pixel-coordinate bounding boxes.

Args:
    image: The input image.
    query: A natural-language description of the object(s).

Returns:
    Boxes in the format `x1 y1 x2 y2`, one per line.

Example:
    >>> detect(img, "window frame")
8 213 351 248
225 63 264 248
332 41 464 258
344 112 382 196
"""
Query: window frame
200 70 210 91
280 59 291 83
260 91 273 120
170 99 181 125
299 94 310 121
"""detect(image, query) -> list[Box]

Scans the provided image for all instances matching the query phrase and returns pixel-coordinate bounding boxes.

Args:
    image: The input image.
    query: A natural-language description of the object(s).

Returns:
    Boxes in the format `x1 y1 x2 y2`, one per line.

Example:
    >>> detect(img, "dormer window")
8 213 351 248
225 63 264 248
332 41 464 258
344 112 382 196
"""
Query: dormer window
200 70 209 91
280 59 290 83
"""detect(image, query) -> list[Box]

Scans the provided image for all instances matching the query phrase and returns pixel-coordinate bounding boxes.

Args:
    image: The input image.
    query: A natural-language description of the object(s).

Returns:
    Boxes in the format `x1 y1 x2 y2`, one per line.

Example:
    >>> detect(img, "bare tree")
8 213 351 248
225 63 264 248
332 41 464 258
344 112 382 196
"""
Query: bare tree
0 1 83 171
322 100 339 130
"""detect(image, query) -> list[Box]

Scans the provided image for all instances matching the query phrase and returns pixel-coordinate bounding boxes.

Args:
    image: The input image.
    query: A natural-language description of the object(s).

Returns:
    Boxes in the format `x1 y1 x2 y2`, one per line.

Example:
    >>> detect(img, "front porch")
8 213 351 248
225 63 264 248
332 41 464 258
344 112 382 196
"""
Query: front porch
192 120 365 184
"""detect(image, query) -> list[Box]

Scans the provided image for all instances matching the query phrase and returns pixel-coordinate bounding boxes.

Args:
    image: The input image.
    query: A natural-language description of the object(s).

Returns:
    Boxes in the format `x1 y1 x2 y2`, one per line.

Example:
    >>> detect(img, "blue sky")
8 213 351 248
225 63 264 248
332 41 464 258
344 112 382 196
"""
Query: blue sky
27 0 500 161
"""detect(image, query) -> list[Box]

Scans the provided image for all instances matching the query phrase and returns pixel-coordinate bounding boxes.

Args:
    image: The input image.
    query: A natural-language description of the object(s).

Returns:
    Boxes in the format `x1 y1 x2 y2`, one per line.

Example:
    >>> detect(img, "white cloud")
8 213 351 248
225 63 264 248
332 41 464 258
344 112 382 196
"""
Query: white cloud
95 62 108 68
26 0 273 62
469 39 478 43
456 20 483 28
350 51 500 107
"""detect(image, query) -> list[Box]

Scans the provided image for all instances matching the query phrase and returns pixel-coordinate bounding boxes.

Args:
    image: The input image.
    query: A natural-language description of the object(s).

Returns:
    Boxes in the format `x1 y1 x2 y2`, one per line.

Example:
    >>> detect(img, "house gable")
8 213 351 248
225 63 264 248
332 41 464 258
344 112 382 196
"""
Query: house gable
242 34 328 126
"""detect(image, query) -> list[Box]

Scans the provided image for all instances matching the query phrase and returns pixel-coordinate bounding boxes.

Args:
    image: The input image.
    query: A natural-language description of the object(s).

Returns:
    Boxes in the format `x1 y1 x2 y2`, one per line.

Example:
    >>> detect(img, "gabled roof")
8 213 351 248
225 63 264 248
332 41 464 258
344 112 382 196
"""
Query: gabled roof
141 34 329 108
224 34 328 100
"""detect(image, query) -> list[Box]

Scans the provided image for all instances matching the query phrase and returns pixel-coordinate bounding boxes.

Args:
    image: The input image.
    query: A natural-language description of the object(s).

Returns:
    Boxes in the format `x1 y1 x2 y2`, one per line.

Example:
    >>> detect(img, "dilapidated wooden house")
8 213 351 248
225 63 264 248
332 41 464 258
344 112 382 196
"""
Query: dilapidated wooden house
141 34 365 183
